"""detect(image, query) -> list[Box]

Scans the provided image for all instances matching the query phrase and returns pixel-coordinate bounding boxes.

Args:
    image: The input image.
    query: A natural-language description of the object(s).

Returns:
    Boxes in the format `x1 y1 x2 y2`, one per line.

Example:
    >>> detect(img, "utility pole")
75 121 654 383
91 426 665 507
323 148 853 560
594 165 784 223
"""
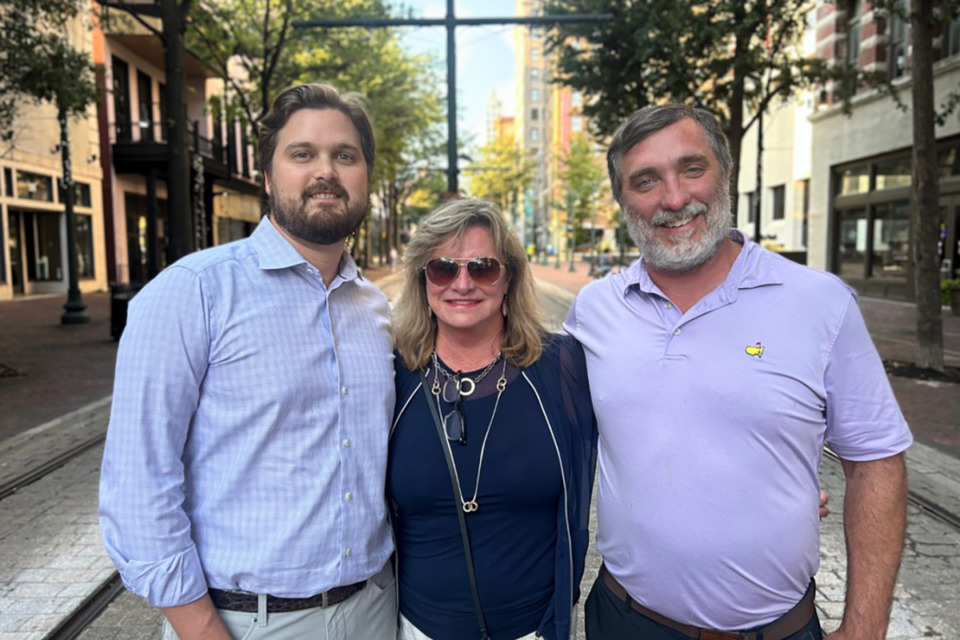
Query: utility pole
295 2 610 196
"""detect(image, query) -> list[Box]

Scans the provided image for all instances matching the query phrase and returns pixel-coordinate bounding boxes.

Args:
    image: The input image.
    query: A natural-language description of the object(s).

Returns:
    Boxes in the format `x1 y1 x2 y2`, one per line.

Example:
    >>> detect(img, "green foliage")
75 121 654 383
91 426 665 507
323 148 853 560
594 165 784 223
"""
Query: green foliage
943 278 960 305
466 135 536 215
559 133 604 228
0 0 97 139
543 0 861 190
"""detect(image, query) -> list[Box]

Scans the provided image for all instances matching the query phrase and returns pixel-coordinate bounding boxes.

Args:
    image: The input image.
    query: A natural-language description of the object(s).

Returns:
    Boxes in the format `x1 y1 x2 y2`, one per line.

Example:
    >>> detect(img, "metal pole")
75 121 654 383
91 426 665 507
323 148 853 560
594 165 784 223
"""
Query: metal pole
445 0 458 195
589 195 597 276
754 108 763 244
59 107 89 324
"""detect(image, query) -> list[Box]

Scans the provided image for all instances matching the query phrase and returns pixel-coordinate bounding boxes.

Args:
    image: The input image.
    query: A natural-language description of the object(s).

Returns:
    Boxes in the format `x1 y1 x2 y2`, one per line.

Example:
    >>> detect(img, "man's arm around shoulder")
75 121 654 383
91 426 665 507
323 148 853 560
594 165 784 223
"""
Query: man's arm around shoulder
830 453 907 640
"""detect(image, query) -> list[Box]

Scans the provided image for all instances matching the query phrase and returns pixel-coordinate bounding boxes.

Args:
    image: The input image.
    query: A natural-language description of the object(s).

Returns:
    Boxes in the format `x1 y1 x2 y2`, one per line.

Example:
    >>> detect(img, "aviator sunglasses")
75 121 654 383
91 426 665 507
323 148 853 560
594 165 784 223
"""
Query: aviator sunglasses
424 257 503 287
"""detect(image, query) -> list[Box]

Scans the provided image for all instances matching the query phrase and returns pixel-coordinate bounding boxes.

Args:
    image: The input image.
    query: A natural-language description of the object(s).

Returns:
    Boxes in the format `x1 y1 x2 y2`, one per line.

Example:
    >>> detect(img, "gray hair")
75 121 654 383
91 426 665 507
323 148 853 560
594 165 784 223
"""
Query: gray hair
607 104 732 204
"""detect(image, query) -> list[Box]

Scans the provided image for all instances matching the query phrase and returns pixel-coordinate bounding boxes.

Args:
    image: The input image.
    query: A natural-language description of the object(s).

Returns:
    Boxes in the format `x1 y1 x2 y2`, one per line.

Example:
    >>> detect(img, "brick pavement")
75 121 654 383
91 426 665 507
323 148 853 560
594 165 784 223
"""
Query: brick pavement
0 293 117 440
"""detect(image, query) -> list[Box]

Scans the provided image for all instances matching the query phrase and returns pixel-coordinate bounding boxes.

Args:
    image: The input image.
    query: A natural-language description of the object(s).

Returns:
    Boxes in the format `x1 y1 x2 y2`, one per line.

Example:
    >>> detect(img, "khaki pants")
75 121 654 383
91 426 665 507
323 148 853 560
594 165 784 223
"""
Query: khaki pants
163 564 397 640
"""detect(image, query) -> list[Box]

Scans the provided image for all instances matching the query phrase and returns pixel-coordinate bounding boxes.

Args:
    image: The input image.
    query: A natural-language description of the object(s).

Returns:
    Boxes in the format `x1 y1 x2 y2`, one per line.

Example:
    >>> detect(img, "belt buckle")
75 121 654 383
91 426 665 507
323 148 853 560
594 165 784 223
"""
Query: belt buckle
700 632 744 640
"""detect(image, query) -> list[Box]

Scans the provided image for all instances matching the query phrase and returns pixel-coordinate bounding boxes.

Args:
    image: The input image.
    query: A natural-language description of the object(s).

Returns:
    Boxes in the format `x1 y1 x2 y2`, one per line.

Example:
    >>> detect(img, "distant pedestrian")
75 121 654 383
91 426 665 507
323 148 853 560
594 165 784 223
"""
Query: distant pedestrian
99 83 397 640
565 104 912 640
390 245 399 272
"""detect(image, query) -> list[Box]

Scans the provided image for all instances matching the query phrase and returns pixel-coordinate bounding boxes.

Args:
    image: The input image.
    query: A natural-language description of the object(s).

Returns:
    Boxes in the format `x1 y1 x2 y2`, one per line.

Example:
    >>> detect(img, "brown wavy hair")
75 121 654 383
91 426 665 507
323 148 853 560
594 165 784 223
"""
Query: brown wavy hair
393 198 545 371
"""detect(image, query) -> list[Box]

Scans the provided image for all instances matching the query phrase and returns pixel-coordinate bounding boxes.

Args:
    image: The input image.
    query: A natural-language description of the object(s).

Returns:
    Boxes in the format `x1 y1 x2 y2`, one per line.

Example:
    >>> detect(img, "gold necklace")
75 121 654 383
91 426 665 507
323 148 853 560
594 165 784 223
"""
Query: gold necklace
432 358 508 513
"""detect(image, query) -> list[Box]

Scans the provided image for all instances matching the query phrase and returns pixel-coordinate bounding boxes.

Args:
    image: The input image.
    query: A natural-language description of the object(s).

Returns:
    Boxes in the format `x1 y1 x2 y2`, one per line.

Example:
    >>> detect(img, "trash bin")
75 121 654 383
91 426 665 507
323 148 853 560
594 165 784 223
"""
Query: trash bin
110 283 143 340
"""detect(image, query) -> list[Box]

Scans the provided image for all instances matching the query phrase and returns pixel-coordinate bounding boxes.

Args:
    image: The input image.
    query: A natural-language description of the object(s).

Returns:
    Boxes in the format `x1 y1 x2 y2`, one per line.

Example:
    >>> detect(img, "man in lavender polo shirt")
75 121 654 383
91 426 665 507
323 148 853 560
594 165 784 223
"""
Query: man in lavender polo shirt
564 105 912 640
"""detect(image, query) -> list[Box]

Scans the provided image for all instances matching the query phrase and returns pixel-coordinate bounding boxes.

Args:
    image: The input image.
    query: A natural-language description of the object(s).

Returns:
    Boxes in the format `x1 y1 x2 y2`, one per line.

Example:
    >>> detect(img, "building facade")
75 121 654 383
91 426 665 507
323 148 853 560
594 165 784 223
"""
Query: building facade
810 0 960 300
0 12 108 301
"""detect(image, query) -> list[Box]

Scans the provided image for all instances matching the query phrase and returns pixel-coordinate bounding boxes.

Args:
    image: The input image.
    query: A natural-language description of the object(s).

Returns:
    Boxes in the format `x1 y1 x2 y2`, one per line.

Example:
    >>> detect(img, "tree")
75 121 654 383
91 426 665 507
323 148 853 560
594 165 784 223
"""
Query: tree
0 0 98 321
544 0 858 218
467 135 536 223
559 133 605 252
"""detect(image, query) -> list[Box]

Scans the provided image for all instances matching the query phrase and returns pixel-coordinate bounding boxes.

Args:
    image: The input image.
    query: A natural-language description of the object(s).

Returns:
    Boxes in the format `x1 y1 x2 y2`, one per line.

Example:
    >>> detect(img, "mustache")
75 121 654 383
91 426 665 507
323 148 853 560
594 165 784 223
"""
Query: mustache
302 180 348 201
650 202 708 225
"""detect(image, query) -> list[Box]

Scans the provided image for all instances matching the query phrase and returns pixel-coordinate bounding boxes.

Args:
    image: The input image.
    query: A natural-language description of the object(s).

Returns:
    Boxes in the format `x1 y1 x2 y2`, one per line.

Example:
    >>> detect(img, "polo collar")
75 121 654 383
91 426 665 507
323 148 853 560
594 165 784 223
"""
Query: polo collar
621 229 784 300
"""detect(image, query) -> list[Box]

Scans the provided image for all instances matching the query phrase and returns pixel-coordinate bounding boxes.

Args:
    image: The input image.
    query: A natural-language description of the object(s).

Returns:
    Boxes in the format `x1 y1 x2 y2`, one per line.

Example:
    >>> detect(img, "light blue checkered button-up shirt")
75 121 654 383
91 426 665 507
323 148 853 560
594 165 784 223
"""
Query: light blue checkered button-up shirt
99 217 396 608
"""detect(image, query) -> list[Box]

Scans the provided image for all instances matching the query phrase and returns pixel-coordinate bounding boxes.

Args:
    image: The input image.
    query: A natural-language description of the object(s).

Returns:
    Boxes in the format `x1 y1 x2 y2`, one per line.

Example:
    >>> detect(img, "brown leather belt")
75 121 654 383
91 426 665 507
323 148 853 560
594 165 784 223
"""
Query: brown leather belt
599 565 815 640
208 581 366 613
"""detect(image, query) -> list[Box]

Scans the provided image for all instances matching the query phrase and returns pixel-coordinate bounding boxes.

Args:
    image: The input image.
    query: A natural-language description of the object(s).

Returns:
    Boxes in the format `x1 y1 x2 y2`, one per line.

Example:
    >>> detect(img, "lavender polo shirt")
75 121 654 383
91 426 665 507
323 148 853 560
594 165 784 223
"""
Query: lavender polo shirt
563 232 911 630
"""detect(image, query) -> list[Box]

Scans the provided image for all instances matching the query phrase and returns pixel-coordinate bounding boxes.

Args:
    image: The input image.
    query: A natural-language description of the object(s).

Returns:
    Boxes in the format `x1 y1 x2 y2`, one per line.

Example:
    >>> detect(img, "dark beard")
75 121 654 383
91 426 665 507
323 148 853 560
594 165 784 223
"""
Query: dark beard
269 185 367 246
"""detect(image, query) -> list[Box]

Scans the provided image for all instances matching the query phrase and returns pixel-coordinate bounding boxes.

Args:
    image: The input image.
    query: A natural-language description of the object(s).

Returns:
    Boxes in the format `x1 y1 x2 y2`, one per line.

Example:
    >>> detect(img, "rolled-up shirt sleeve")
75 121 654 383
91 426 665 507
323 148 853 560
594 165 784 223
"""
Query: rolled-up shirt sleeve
99 266 211 607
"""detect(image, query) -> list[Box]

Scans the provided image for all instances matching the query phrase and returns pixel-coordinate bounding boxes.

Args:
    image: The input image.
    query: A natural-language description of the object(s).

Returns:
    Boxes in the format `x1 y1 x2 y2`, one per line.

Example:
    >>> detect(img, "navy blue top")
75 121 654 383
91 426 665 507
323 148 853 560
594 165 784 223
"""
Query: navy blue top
389 334 597 640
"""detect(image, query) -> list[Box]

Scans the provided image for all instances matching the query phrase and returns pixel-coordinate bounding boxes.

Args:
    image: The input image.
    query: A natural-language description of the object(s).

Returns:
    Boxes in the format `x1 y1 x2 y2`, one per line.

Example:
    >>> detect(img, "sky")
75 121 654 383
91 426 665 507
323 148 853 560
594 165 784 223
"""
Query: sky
396 1 518 155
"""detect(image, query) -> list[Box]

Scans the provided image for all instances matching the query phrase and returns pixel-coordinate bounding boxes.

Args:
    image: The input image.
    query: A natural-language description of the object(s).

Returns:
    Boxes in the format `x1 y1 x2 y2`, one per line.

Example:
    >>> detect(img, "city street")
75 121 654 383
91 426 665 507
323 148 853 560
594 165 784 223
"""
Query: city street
1 262 959 639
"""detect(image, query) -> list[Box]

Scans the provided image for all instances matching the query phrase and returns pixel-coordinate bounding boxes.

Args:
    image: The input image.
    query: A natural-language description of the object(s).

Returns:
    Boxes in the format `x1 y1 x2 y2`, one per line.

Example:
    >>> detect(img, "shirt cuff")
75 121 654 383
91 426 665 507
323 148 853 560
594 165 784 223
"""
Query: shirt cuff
118 545 208 608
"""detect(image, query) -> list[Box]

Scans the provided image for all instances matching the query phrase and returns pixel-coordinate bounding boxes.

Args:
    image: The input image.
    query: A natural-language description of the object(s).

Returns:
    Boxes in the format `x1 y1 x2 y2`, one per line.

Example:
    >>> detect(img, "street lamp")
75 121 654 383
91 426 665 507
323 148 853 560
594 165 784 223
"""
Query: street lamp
567 191 576 273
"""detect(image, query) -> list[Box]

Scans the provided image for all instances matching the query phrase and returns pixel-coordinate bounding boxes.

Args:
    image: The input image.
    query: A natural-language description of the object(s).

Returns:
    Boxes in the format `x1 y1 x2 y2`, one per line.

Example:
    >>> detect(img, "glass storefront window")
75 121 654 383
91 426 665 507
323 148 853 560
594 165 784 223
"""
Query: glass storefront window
76 214 94 278
838 208 868 279
871 201 910 278
836 165 869 195
875 156 911 190
27 212 63 281
16 171 54 202
939 146 960 177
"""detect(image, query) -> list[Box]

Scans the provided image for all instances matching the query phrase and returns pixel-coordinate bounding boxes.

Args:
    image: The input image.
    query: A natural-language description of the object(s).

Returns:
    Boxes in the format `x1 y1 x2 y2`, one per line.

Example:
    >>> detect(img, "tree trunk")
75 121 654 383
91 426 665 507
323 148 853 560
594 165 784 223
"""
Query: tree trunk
911 0 944 371
162 0 195 265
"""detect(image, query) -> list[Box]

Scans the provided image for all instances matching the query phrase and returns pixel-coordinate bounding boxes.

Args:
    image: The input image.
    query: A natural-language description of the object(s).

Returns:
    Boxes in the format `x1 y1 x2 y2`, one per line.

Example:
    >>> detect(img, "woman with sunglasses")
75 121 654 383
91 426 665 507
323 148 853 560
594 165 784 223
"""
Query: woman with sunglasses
389 198 597 640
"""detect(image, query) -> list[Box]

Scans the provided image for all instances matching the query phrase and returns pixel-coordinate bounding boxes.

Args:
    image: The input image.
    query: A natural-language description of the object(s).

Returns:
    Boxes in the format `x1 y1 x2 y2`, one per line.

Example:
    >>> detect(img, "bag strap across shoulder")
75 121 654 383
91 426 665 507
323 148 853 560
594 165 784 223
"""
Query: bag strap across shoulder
419 370 491 640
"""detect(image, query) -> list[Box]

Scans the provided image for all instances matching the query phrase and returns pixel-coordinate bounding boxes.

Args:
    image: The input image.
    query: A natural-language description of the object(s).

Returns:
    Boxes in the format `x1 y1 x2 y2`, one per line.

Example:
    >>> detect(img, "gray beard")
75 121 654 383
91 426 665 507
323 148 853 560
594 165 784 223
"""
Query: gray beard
269 190 367 246
625 185 732 272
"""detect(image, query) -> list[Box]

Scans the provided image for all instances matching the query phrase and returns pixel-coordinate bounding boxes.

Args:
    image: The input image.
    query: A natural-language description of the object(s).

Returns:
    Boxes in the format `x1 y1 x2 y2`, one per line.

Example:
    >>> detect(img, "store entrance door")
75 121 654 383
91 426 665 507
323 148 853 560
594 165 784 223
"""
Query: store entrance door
940 196 960 280
7 210 24 294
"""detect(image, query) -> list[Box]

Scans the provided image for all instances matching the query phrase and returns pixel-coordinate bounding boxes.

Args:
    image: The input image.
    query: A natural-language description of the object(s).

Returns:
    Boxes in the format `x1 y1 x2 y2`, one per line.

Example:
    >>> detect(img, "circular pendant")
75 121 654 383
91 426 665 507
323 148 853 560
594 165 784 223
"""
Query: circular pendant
463 501 479 513
459 377 476 397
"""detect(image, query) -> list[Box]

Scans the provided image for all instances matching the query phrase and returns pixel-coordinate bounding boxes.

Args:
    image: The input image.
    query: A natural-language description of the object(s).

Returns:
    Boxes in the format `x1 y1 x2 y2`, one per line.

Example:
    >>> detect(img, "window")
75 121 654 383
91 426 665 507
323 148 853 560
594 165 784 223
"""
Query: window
838 208 868 279
530 26 542 39
531 88 539 102
112 56 131 141
836 164 870 195
530 128 539 142
888 0 908 78
27 212 63 281
572 116 582 132
772 185 785 220
571 91 582 108
137 70 153 142
947 19 960 58
531 108 539 121
75 213 95 278
875 155 911 190
531 48 539 61
3 167 12 196
846 0 863 71
16 171 54 202
871 201 910 278
56 180 92 207
531 68 539 81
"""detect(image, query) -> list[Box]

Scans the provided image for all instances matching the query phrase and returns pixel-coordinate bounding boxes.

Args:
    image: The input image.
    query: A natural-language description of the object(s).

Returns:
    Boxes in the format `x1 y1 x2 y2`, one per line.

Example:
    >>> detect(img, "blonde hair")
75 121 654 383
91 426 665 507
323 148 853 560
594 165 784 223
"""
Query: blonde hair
393 198 545 370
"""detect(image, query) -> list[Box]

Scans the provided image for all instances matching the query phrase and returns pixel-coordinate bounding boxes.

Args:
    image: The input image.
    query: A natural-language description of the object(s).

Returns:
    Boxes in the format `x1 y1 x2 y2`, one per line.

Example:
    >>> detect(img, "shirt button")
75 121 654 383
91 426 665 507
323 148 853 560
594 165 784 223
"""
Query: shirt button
664 302 673 309
343 439 351 448
345 492 353 501
674 328 681 335
345 548 353 557
341 386 348 395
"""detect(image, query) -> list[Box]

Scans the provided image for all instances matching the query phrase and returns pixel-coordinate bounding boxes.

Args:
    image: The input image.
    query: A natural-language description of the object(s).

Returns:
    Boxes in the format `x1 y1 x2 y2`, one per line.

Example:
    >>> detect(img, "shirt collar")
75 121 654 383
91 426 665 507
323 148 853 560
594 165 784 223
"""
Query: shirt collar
621 229 783 299
250 216 363 282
